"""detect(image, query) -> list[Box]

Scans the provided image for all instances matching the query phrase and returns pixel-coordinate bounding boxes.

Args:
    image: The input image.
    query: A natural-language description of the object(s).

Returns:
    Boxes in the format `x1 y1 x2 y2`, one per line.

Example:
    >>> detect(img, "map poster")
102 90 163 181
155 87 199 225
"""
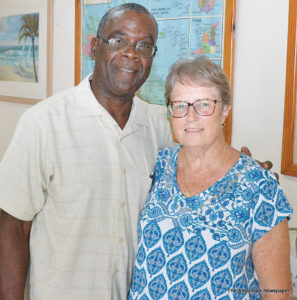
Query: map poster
80 0 226 106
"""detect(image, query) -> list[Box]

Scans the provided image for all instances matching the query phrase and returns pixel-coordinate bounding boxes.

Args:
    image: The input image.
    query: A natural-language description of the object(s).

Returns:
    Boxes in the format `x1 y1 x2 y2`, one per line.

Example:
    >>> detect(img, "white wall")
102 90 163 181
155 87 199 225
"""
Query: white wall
231 0 297 227
51 0 75 93
0 0 296 225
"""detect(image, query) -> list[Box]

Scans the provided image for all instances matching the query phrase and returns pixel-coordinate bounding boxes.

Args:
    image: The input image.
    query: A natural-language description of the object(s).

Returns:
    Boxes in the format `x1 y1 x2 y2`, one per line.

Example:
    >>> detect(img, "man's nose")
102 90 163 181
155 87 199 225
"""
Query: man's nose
121 44 139 59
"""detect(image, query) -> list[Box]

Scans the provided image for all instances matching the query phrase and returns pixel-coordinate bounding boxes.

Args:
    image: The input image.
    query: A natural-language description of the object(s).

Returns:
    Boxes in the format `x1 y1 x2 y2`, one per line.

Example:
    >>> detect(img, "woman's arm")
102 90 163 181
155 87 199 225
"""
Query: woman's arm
252 219 292 299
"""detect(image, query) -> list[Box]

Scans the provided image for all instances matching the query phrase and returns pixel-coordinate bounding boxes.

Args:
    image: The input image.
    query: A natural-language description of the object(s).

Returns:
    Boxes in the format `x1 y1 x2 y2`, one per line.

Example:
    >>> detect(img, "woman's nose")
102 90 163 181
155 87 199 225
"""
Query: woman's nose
186 105 199 121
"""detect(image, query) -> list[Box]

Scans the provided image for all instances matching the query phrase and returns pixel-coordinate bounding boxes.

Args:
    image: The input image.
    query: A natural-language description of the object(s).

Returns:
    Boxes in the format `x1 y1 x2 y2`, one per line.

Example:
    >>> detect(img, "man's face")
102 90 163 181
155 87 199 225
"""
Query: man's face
92 10 158 98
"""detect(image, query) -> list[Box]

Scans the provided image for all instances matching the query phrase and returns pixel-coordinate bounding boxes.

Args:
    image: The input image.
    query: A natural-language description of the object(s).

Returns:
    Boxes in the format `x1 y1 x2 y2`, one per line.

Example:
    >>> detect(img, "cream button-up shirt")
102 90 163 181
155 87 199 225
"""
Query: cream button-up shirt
0 76 173 299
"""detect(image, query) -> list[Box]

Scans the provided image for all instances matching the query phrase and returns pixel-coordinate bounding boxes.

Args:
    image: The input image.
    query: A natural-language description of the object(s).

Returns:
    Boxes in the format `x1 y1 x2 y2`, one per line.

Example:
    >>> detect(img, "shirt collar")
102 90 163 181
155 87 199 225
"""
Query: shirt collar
74 74 105 117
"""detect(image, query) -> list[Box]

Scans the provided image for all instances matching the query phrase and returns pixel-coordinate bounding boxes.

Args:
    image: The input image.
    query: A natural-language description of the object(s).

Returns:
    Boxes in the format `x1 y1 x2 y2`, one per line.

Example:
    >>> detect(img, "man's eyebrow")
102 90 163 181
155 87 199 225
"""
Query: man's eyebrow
108 30 155 42
143 33 155 42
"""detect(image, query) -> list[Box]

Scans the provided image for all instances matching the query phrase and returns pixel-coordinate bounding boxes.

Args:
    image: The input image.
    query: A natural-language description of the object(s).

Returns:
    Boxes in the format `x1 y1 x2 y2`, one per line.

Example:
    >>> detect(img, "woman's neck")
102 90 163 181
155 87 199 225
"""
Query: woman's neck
179 136 234 172
177 138 241 197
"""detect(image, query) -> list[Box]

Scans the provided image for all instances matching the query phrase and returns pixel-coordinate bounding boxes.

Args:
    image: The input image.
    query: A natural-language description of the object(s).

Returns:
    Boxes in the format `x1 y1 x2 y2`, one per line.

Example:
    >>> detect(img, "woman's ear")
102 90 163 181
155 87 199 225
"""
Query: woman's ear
221 103 231 125
167 107 172 120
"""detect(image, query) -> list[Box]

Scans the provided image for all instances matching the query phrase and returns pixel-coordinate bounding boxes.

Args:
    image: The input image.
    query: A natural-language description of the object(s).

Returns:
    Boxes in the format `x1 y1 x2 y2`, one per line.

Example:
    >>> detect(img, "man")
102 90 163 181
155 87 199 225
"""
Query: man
0 4 172 299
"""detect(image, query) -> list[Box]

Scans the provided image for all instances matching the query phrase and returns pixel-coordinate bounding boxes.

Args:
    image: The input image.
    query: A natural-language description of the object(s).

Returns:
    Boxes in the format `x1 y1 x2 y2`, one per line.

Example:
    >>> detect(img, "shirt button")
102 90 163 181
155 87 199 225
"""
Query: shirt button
122 169 126 175
114 268 118 275
120 201 126 208
119 237 124 244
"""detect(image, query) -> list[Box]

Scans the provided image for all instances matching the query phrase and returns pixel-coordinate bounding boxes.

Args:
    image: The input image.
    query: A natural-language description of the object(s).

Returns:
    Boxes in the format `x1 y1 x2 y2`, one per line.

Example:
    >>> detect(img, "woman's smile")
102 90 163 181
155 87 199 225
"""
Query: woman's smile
184 127 204 133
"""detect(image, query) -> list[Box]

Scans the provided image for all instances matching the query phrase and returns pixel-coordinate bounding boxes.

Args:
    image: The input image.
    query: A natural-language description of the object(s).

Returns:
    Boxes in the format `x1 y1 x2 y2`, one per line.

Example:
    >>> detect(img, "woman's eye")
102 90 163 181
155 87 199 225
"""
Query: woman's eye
200 101 209 107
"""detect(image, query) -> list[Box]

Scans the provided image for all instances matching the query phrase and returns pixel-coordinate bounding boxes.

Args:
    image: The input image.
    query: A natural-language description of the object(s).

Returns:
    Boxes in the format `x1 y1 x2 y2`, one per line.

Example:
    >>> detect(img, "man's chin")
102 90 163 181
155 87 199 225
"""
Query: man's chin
109 88 135 99
114 82 142 97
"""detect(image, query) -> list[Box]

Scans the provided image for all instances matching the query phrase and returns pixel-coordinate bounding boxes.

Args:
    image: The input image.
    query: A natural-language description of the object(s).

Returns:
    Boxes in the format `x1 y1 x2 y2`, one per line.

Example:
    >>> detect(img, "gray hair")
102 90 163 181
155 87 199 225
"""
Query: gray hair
165 56 231 106
97 3 158 37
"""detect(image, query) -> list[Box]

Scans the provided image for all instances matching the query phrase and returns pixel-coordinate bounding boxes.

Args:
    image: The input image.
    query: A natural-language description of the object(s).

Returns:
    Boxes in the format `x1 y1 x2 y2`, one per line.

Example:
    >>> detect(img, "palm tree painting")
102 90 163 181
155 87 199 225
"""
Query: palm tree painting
19 13 39 82
0 13 40 83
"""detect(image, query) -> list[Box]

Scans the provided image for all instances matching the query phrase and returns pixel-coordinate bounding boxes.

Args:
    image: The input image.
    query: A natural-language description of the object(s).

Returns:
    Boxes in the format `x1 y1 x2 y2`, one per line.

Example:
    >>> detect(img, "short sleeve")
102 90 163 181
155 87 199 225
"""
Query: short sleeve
152 147 176 183
252 170 293 243
0 110 50 221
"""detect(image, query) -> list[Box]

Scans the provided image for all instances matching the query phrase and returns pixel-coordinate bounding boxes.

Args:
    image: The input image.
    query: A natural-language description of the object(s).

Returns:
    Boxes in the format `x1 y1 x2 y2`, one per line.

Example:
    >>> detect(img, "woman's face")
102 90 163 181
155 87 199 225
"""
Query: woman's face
170 82 230 149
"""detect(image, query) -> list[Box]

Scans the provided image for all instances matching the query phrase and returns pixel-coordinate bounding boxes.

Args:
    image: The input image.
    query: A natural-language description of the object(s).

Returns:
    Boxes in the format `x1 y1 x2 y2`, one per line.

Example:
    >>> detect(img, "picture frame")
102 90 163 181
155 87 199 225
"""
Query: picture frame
281 0 297 177
75 0 236 143
0 0 53 104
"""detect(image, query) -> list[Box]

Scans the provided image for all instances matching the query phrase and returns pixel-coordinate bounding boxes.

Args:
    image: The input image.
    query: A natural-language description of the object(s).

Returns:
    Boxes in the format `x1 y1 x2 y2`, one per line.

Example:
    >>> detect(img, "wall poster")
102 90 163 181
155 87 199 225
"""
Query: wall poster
0 0 53 104
75 0 236 143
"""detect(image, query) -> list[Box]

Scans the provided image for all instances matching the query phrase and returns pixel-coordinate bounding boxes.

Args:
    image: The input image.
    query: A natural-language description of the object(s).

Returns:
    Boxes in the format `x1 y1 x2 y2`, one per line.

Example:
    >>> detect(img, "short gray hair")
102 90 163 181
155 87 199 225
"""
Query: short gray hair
165 56 231 106
97 3 158 37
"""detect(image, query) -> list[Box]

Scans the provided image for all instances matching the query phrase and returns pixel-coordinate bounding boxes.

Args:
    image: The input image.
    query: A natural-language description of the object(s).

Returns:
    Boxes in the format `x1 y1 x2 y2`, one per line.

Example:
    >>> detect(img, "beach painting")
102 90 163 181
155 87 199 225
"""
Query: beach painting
0 13 39 83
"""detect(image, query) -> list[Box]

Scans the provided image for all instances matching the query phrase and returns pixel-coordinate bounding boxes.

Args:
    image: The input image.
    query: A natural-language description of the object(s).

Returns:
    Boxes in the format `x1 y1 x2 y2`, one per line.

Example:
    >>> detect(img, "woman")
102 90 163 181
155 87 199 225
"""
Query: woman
128 56 293 299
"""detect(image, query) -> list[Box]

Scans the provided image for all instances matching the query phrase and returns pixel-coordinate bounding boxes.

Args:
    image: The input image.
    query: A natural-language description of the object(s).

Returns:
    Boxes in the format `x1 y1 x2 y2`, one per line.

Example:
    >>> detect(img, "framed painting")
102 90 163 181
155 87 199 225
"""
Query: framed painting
75 0 236 143
0 0 53 104
281 0 297 177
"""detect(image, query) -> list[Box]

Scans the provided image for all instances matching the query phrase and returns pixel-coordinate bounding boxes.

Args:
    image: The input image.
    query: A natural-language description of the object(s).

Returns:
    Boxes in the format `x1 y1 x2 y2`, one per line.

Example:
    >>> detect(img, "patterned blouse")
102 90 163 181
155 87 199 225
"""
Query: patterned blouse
128 146 292 300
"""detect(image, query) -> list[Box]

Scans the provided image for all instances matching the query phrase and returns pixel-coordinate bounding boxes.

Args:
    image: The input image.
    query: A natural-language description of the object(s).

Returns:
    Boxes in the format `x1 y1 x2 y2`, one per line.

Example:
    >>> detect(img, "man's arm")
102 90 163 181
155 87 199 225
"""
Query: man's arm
0 210 32 300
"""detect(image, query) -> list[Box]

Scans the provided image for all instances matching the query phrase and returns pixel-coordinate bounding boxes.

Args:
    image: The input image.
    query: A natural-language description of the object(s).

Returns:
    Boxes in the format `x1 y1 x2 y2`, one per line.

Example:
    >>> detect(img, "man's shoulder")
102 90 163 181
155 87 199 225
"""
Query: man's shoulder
26 75 92 116
23 81 90 124
133 97 173 146
139 99 166 112
29 86 75 112
134 97 168 122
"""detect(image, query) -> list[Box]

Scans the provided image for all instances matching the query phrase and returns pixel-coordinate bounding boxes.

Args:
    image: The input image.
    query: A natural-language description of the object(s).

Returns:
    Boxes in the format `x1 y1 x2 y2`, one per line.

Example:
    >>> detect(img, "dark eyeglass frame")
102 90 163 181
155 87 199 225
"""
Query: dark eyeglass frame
168 99 223 118
97 34 157 58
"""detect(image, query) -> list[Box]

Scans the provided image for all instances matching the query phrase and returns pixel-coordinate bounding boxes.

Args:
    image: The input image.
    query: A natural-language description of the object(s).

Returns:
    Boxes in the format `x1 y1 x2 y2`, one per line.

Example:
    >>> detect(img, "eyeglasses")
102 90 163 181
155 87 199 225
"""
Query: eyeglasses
97 35 157 58
168 99 223 118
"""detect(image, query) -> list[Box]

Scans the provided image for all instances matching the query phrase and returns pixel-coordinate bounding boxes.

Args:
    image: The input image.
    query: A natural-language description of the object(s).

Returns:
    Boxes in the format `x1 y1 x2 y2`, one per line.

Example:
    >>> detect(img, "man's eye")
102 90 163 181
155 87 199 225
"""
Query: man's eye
138 43 151 49
110 38 126 46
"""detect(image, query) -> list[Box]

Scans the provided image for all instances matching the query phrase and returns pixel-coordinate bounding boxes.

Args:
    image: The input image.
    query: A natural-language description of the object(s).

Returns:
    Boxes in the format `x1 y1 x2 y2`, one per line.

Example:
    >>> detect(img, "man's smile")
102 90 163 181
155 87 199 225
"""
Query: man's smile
118 68 135 73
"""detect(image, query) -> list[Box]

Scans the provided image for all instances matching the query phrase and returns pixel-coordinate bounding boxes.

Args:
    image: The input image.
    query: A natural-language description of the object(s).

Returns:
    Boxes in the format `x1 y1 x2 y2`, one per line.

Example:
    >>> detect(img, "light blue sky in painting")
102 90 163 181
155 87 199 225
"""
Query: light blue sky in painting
0 14 38 46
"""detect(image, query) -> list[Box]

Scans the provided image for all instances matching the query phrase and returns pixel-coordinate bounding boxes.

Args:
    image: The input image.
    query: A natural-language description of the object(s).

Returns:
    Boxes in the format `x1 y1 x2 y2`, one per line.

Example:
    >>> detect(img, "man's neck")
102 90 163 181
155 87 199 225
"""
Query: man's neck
100 96 133 129
90 77 134 129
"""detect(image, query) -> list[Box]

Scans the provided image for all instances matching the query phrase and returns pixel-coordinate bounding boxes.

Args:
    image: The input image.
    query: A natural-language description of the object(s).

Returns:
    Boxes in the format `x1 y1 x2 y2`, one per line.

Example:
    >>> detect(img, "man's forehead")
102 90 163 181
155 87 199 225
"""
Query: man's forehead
105 10 156 29
111 10 126 19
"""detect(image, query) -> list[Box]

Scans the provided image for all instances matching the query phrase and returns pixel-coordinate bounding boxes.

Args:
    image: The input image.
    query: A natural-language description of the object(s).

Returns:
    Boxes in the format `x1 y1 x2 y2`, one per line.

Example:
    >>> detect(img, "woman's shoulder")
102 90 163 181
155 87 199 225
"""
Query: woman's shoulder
157 145 181 158
236 153 278 182
154 146 180 178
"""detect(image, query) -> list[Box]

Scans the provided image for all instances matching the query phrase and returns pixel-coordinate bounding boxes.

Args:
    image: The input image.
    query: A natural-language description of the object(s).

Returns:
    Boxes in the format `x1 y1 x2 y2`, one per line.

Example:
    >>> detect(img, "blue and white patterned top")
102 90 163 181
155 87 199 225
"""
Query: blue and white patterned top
128 146 293 300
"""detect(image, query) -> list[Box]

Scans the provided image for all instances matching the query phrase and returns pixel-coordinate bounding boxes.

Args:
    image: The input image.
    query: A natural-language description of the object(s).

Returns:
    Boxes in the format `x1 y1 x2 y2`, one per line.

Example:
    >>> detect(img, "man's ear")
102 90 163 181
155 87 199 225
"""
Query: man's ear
90 37 98 60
